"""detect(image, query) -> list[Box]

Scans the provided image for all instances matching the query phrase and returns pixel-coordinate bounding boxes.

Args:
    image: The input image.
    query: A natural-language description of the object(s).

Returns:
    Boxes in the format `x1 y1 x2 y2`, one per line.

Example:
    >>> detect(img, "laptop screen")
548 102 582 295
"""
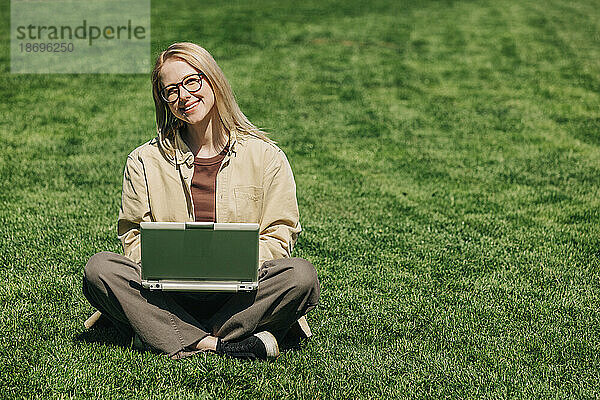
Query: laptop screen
140 222 259 282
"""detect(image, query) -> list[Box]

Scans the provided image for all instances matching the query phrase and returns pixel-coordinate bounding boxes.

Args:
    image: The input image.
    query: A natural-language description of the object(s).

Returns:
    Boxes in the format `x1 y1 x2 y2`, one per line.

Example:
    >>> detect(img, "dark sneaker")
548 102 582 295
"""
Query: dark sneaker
216 331 279 360
281 316 313 350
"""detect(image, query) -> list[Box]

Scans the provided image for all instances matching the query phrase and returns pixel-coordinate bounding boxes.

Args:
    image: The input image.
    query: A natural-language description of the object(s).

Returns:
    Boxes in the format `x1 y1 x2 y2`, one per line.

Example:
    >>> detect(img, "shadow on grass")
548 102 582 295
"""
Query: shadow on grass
74 318 132 349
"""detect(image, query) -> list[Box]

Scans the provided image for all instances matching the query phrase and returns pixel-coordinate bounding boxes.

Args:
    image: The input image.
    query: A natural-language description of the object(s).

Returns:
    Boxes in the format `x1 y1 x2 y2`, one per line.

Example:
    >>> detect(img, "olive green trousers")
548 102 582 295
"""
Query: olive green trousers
83 251 319 356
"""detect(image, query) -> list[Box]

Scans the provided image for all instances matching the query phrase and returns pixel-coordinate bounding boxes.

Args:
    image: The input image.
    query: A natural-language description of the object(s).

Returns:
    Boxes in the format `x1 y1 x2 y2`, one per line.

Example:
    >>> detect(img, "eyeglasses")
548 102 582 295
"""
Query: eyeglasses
160 73 204 103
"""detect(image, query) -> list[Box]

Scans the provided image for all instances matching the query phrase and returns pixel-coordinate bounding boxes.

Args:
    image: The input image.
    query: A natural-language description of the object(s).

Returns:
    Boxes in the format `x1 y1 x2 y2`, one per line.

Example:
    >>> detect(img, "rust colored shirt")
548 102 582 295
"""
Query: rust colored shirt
191 145 228 222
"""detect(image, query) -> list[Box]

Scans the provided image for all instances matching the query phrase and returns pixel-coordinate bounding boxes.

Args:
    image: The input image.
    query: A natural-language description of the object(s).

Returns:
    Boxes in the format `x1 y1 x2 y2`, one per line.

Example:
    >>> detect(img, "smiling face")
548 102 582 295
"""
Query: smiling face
160 58 217 125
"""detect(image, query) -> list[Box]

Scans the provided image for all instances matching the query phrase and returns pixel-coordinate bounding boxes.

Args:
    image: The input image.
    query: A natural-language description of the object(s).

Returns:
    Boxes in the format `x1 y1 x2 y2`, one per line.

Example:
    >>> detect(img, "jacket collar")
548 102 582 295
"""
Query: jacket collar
172 129 238 168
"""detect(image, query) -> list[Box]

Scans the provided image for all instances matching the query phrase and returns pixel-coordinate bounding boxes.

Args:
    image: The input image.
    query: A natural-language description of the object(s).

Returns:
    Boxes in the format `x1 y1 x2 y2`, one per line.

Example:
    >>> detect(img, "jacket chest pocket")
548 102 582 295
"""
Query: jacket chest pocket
234 186 264 223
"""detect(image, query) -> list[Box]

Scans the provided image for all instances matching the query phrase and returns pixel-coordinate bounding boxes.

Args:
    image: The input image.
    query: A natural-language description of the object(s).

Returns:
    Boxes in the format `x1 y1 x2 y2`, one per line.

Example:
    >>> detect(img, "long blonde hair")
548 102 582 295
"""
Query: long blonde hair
151 42 271 153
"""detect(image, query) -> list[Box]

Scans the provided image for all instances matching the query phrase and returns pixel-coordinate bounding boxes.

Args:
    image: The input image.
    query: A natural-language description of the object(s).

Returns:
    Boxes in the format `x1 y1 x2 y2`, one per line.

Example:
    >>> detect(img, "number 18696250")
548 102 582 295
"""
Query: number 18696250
19 42 74 52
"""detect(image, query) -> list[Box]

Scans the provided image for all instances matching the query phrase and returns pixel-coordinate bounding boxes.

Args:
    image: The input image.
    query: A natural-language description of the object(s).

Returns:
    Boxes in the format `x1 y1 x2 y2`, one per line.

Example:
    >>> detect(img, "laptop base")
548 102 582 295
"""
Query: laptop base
142 280 258 292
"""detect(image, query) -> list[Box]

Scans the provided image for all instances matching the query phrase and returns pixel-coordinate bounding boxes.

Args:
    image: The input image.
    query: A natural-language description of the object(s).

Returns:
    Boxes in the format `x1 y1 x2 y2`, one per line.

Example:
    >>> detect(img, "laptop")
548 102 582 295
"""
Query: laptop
140 221 260 292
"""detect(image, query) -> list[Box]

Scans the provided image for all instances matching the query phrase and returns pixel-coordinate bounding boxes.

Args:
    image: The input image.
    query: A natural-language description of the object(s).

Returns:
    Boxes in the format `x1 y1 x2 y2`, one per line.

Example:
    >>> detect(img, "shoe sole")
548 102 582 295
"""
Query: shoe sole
254 331 280 360
297 315 312 339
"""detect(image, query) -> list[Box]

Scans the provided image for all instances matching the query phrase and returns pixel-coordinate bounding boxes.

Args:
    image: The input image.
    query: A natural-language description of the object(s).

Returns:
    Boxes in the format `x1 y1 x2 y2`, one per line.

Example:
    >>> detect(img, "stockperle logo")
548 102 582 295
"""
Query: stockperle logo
11 0 150 74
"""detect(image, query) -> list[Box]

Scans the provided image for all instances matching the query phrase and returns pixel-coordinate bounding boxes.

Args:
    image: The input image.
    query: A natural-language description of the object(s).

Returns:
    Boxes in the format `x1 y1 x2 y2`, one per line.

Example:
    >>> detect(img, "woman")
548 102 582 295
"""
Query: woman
83 42 320 360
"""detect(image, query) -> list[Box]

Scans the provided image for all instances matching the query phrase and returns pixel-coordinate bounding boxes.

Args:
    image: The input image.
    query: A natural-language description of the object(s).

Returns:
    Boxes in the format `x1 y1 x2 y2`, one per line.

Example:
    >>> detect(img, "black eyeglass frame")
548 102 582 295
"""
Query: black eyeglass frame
160 73 205 104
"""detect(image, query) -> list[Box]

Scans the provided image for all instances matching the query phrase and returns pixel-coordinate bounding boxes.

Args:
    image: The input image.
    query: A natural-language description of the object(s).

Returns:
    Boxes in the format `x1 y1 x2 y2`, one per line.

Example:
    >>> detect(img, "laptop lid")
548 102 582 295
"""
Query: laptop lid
140 222 259 292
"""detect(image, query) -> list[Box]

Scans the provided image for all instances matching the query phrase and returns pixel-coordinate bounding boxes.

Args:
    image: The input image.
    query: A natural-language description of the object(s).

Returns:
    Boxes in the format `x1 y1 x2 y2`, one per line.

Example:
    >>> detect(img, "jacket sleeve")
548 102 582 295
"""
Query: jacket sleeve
259 149 302 266
117 154 152 264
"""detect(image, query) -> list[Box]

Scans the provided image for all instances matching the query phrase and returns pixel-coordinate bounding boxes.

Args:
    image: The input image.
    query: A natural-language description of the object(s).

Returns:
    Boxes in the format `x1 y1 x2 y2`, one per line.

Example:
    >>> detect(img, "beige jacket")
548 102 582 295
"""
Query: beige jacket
117 130 301 267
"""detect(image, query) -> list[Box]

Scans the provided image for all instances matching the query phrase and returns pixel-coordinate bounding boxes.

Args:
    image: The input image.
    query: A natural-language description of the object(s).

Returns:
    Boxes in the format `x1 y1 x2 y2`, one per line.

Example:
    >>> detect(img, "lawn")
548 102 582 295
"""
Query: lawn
1 0 600 398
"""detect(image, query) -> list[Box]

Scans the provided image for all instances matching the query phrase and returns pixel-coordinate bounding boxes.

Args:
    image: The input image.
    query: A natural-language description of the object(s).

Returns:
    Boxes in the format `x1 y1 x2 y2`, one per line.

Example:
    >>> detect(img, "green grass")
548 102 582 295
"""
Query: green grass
1 0 600 398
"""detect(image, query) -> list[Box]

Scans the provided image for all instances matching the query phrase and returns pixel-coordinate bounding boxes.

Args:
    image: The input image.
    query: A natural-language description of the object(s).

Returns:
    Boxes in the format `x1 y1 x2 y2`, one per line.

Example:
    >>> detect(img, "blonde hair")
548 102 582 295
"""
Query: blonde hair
151 42 271 153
